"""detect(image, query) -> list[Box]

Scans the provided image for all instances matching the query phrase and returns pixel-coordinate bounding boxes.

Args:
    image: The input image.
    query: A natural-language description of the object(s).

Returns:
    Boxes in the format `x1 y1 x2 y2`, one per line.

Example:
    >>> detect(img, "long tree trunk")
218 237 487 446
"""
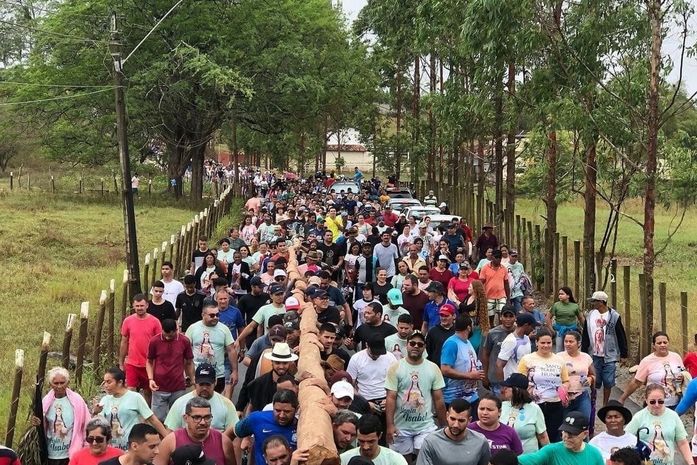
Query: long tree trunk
643 0 661 349
190 144 206 201
505 61 517 246
231 117 239 183
412 55 420 183
583 134 598 298
395 70 402 179
493 88 504 216
544 130 558 297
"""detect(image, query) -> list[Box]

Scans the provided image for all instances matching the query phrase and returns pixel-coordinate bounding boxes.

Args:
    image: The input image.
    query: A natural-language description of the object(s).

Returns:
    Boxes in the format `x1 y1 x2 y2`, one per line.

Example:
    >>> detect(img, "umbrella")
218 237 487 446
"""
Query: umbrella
16 377 47 465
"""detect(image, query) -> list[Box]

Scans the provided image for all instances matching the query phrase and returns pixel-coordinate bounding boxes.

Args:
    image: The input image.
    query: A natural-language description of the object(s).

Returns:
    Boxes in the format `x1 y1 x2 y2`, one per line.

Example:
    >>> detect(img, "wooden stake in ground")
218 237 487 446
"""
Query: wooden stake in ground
62 313 77 369
93 291 108 381
75 302 89 386
107 279 116 364
5 349 25 448
37 332 51 386
121 269 129 322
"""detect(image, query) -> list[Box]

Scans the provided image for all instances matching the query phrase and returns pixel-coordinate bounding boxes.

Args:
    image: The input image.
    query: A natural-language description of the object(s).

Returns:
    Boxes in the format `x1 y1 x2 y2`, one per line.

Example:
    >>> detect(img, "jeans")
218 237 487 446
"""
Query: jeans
563 390 592 423
151 389 188 422
510 296 523 313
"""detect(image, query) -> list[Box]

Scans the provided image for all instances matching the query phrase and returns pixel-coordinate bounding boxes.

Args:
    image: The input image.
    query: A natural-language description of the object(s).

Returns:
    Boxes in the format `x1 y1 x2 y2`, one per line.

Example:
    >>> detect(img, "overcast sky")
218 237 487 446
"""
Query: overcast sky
342 0 697 94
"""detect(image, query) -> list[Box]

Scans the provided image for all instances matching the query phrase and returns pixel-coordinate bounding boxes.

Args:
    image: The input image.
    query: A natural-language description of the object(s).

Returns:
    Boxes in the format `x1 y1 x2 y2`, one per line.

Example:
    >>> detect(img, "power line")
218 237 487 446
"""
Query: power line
0 87 113 106
0 80 114 88
0 18 106 44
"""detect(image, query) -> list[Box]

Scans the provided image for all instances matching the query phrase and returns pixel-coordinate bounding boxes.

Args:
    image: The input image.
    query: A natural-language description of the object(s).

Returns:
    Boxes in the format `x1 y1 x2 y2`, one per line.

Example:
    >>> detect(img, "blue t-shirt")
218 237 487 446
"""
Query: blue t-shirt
219 305 245 340
235 410 297 465
440 334 480 404
423 299 455 330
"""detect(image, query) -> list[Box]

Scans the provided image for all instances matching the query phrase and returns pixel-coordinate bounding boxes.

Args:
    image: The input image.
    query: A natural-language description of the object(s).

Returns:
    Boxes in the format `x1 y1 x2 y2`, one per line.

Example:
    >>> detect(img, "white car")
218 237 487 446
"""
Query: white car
427 214 462 231
402 205 441 220
387 198 422 212
329 181 361 194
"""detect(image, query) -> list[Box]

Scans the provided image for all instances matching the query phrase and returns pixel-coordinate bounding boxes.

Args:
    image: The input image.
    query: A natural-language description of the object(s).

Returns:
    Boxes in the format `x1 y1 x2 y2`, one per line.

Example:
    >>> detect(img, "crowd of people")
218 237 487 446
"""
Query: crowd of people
18 169 697 465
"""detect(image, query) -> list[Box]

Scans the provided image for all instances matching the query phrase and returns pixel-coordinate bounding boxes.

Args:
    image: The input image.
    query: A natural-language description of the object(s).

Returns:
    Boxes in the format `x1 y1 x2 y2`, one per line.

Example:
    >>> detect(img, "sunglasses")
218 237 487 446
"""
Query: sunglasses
275 277 286 281
207 313 220 318
86 436 106 444
648 399 665 405
408 341 425 348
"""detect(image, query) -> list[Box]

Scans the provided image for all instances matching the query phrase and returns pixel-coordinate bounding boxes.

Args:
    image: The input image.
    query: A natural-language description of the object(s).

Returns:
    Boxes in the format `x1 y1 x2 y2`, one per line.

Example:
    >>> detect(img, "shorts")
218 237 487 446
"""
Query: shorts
592 356 617 388
124 364 149 390
487 298 506 317
390 425 438 455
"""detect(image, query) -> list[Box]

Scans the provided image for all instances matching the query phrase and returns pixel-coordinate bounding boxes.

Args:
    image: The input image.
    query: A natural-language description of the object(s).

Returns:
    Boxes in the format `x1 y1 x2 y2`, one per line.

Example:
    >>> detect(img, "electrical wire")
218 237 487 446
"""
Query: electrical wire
0 87 113 106
0 81 114 88
0 18 106 43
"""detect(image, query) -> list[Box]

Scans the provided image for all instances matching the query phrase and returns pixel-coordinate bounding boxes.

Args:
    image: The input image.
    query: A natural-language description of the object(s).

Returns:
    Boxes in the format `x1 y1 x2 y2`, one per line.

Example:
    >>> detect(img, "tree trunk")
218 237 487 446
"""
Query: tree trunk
494 89 504 216
231 117 239 183
544 130 558 297
395 70 402 179
190 145 205 201
411 55 420 182
429 54 436 184
643 0 661 346
583 134 598 298
505 62 517 246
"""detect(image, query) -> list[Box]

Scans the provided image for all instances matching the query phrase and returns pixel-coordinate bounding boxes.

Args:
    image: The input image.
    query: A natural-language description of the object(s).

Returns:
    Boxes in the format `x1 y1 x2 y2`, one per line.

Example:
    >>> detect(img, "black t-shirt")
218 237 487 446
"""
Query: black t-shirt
372 282 393 305
191 249 209 270
353 322 397 350
175 291 206 332
320 347 352 368
238 371 276 412
325 285 346 307
238 292 270 324
98 458 121 465
317 242 343 267
317 306 341 326
147 300 176 323
426 324 455 366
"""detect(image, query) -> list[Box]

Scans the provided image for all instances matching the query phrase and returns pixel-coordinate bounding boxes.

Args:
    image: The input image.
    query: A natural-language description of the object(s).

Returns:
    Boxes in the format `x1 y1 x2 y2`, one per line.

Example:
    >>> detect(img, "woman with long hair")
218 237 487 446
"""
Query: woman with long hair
518 327 570 443
194 252 226 290
546 286 583 352
447 262 477 303
458 279 490 352
240 215 257 244
500 373 549 453
558 330 595 421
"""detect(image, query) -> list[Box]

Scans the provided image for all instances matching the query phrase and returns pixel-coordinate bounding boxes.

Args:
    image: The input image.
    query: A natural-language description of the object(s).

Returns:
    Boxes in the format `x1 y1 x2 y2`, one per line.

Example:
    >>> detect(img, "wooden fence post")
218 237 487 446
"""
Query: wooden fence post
37 332 51 385
151 248 159 288
75 302 89 386
93 291 108 380
609 259 617 309
62 313 77 369
515 215 522 250
108 279 116 364
101 178 105 196
51 175 56 193
553 232 560 295
169 235 176 272
657 282 666 333
521 219 528 271
527 221 534 281
573 241 581 301
9 171 13 190
623 265 632 357
143 253 151 293
562 236 568 287
161 241 168 266
121 269 129 322
682 292 689 354
79 176 83 194
5 350 24 448
638 274 647 358
534 224 542 290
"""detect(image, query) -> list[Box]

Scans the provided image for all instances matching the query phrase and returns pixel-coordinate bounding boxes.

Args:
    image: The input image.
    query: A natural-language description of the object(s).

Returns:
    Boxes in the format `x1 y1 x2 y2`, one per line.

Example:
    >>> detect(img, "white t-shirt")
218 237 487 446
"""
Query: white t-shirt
587 309 611 356
589 432 638 461
498 332 532 379
347 350 398 400
353 298 381 328
162 279 185 307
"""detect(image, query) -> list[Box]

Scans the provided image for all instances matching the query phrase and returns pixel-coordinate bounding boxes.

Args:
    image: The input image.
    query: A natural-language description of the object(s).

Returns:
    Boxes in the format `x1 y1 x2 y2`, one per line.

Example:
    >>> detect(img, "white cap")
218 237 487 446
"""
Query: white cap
438 254 450 262
274 269 287 277
589 291 609 302
331 380 355 400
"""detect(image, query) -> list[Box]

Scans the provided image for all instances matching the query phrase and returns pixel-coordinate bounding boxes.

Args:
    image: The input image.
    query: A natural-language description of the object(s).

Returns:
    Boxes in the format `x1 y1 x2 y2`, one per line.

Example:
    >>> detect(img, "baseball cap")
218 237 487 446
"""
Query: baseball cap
268 324 287 342
274 269 287 278
171 444 216 465
367 336 386 356
386 288 403 305
425 281 444 294
501 307 516 317
250 276 263 287
438 254 450 262
311 288 328 299
588 291 609 302
501 373 529 389
268 284 284 295
418 222 428 229
509 249 519 256
516 312 540 327
194 363 216 384
459 262 471 269
558 411 590 435
438 303 457 316
330 380 355 400
406 330 426 342
284 296 301 310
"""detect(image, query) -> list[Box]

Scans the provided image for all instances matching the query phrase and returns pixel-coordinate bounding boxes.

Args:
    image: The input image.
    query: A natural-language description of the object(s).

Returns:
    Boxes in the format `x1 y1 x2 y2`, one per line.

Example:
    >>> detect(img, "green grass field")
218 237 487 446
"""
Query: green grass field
0 191 238 442
515 197 697 345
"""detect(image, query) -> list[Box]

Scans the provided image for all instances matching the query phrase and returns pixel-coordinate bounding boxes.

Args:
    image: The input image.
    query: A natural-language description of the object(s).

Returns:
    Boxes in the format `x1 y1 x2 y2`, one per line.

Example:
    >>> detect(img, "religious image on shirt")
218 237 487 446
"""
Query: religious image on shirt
198 332 215 363
594 316 607 355
648 422 672 465
506 406 525 427
402 372 427 416
51 405 71 440
47 402 73 456
391 344 403 360
110 406 124 439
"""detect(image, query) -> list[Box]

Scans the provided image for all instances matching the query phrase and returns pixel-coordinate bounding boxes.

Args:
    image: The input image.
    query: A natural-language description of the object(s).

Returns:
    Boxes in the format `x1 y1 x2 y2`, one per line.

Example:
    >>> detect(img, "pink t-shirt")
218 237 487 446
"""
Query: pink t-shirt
121 314 162 367
559 351 593 396
480 263 508 299
635 351 686 406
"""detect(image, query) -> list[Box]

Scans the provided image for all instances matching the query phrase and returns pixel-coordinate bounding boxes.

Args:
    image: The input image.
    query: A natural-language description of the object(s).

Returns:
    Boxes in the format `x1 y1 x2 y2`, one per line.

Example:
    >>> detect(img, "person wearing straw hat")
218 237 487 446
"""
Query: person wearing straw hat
589 400 636 462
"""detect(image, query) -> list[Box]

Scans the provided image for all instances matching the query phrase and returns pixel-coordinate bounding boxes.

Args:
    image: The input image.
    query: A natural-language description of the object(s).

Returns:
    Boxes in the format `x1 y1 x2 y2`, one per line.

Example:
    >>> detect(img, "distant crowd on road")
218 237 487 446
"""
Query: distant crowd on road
15 167 697 465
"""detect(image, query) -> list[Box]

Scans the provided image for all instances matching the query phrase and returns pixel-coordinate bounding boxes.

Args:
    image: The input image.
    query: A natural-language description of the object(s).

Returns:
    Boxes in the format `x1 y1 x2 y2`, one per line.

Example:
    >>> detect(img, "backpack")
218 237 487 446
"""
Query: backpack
518 272 533 295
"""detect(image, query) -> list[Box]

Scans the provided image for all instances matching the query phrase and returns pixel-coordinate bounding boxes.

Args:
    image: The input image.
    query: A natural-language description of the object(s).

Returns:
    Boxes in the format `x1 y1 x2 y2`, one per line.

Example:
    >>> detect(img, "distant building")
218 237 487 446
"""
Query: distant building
326 129 373 173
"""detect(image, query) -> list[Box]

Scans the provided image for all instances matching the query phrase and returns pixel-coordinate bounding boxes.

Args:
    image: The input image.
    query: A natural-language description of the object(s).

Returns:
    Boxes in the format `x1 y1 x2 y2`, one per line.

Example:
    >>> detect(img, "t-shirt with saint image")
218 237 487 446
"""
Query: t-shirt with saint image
517 352 569 403
185 321 234 378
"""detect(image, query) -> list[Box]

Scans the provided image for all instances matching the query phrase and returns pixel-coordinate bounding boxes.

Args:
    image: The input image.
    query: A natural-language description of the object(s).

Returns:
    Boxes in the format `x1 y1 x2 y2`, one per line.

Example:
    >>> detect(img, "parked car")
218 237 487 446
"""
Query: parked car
385 187 414 199
427 214 462 231
402 205 441 220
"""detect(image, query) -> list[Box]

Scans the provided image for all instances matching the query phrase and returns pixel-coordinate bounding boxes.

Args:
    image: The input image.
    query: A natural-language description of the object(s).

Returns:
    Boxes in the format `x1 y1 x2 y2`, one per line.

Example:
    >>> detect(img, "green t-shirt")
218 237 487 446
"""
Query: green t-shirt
551 301 580 326
384 334 429 361
384 358 445 433
185 321 234 378
626 407 688 465
519 441 604 465
500 401 546 453
165 391 239 433
341 447 408 465
383 306 409 327
252 303 286 332
99 390 154 450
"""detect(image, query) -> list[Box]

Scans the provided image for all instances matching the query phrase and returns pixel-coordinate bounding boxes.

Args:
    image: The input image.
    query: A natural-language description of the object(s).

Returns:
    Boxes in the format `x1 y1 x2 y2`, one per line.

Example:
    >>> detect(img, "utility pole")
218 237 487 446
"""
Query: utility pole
110 13 142 298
